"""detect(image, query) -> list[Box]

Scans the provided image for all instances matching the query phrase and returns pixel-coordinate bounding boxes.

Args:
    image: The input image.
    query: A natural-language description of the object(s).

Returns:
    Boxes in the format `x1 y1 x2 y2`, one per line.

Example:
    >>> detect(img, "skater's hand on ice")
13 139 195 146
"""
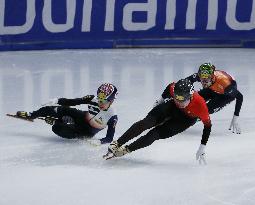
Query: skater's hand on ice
41 98 59 106
229 115 241 134
196 144 207 165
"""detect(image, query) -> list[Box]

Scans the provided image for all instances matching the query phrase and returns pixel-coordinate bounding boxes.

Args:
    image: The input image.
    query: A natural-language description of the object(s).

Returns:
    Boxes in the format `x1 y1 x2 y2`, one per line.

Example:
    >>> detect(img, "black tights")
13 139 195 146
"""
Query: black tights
117 101 196 152
31 106 94 139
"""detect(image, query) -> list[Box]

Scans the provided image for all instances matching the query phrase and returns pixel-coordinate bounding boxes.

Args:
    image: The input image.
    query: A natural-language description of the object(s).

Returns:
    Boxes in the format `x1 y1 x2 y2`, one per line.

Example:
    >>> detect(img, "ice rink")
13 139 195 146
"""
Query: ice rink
0 48 255 205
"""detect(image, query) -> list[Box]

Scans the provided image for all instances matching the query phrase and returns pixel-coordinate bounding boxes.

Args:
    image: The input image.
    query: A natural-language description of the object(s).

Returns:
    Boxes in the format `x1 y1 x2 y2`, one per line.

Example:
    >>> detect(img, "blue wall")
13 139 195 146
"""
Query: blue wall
0 0 255 50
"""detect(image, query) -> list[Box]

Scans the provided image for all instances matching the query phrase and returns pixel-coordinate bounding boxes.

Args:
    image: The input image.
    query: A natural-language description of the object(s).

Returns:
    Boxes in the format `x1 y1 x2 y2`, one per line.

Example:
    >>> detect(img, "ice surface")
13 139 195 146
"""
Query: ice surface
0 48 255 205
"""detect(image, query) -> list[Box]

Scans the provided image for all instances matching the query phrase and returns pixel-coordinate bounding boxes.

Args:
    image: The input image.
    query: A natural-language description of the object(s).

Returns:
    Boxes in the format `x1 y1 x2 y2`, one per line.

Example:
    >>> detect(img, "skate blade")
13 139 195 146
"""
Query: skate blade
103 152 115 160
6 114 34 122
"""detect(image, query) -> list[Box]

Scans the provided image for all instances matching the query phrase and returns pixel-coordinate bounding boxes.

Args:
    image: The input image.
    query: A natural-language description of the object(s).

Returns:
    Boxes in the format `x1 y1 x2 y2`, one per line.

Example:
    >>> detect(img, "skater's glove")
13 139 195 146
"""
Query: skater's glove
153 97 164 107
41 98 59 106
100 137 112 144
45 117 55 125
196 144 207 165
229 115 241 134
83 95 94 100
153 97 171 107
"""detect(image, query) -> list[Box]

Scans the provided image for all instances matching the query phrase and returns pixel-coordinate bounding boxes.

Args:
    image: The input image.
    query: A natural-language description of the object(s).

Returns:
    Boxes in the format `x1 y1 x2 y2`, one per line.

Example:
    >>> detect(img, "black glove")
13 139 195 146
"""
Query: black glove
45 117 55 125
82 95 95 103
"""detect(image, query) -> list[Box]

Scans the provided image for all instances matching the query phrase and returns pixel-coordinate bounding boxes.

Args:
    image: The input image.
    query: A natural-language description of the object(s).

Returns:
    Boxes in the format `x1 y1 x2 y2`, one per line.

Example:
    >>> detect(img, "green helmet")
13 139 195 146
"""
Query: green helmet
198 63 215 79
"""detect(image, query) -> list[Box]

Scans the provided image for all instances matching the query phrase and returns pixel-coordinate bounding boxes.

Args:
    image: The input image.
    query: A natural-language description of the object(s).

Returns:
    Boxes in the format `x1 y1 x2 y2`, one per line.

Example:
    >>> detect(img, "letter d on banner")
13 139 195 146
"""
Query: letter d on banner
0 0 35 35
123 0 157 31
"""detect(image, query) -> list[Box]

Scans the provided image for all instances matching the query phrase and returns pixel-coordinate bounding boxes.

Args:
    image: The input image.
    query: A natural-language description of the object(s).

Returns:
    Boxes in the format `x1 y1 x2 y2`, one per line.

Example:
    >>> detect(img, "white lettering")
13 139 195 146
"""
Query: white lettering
206 0 218 30
105 0 116 31
186 0 197 29
123 0 157 31
165 0 176 30
226 0 255 30
0 0 255 36
43 0 76 32
0 0 35 35
81 0 93 32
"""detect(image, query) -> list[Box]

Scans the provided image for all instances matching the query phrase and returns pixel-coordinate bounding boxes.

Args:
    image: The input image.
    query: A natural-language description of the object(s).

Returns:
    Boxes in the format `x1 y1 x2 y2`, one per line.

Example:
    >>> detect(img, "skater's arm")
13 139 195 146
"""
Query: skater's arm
161 74 198 101
185 73 200 84
233 90 243 116
197 98 212 145
100 115 118 144
224 82 243 116
201 123 212 145
58 95 95 106
161 83 174 99
153 83 174 107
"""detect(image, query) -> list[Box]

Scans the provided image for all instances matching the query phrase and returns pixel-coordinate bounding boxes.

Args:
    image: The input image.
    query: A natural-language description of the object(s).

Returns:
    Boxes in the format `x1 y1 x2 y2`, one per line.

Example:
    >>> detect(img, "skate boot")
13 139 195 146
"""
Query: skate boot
114 146 130 157
108 141 120 153
103 141 130 160
103 141 120 160
16 111 32 119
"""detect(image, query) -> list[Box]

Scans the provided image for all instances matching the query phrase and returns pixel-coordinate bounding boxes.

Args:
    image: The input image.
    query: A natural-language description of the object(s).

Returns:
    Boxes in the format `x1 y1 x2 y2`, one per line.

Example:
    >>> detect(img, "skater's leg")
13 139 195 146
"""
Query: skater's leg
207 96 235 114
117 115 157 146
31 106 86 123
127 118 195 152
117 101 175 146
52 122 81 139
30 106 60 119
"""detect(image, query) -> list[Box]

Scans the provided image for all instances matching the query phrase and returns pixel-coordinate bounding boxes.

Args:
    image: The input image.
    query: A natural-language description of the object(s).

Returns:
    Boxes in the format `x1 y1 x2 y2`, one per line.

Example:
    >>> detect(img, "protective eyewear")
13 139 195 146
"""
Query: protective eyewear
174 97 190 108
98 98 109 104
199 70 212 79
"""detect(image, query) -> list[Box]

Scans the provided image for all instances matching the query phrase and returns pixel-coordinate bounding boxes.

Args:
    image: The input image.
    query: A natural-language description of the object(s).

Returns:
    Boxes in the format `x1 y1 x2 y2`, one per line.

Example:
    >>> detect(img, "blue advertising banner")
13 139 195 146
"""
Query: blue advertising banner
0 0 255 50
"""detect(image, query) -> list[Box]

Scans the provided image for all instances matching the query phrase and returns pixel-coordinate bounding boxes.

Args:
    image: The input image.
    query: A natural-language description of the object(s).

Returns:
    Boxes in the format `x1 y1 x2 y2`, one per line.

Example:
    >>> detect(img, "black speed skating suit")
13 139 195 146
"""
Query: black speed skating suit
117 84 211 152
29 95 118 143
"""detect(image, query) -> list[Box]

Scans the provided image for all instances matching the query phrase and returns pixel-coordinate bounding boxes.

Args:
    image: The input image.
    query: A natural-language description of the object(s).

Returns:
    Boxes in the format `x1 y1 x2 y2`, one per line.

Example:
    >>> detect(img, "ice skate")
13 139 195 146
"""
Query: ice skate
103 142 130 160
16 111 31 119
6 111 34 122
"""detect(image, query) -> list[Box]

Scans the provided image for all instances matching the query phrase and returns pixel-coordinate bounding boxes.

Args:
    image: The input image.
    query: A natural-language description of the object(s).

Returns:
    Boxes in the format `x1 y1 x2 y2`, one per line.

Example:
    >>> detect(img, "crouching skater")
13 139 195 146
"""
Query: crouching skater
104 79 211 164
